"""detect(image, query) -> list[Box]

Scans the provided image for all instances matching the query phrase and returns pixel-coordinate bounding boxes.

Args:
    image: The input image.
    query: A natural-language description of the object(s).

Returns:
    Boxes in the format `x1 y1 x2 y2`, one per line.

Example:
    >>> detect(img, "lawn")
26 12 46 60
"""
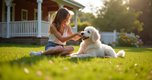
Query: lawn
0 43 152 80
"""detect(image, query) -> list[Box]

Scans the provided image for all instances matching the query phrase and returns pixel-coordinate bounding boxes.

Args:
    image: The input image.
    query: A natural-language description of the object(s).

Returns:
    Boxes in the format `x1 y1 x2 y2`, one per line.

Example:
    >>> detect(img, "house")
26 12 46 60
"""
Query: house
0 0 84 44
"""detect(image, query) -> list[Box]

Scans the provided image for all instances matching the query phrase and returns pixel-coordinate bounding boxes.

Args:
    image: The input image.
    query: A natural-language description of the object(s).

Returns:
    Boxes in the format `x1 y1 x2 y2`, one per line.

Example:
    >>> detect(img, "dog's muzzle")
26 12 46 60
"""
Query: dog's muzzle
81 32 89 40
81 36 89 40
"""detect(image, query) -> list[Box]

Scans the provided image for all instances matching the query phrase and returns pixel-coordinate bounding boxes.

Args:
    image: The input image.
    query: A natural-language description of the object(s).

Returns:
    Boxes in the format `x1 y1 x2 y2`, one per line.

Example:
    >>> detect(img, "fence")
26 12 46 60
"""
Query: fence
100 30 135 44
100 30 117 44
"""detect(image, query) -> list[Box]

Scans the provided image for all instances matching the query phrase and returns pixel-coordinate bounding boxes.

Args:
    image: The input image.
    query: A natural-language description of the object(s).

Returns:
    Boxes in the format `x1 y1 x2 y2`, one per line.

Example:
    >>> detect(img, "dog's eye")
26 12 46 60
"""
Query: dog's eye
87 31 90 33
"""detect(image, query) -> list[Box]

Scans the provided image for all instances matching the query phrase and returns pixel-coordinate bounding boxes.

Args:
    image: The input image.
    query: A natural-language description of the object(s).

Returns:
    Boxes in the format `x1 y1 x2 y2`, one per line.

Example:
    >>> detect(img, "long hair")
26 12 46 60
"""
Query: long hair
50 8 70 32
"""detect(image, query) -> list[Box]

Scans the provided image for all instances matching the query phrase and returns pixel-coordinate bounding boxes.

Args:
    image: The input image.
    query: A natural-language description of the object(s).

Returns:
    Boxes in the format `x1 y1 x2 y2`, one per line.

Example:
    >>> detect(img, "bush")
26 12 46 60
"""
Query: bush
70 22 91 31
117 32 143 47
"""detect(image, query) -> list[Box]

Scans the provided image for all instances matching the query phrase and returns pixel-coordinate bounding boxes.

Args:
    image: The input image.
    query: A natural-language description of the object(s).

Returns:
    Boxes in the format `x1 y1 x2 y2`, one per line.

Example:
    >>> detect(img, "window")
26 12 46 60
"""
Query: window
21 9 28 21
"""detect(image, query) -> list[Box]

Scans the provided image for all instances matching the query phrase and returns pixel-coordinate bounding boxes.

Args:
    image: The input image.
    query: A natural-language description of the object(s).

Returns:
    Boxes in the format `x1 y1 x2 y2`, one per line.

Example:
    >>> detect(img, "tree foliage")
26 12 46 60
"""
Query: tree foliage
129 0 152 44
77 11 95 25
93 0 143 32
70 11 95 31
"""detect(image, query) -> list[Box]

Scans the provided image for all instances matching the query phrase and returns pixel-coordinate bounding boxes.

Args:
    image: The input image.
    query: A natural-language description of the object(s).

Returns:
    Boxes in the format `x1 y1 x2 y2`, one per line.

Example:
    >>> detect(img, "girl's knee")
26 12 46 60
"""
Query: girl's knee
55 46 64 51
70 47 74 51
65 46 74 52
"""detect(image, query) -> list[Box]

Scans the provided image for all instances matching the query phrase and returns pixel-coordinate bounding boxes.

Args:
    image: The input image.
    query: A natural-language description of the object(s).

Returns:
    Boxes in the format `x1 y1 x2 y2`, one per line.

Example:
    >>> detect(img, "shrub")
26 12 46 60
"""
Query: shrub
117 32 143 47
70 22 91 31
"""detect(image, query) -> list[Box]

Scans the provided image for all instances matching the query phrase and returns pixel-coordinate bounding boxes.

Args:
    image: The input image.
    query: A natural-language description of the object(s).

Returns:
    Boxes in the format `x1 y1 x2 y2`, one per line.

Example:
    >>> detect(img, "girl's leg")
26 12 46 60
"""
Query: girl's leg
59 46 74 56
42 46 64 55
30 46 74 56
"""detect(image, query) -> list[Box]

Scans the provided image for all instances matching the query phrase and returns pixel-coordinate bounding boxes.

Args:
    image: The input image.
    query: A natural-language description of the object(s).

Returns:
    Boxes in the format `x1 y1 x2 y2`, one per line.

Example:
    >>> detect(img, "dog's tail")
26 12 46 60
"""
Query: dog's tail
116 50 125 58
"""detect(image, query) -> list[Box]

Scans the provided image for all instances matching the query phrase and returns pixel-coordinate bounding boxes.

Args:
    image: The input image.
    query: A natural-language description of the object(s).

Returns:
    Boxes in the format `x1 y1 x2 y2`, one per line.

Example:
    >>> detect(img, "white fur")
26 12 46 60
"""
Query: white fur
70 26 125 58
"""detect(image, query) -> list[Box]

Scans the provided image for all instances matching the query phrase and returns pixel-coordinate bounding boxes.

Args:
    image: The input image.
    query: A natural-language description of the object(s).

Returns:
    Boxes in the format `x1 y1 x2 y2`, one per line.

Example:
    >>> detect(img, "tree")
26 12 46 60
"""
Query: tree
129 0 152 45
77 11 95 25
70 11 95 31
93 0 143 32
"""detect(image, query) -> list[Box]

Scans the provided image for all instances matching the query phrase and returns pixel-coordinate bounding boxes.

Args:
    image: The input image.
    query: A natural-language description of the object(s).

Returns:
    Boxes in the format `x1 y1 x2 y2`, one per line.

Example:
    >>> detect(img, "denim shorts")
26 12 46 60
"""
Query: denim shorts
45 41 63 50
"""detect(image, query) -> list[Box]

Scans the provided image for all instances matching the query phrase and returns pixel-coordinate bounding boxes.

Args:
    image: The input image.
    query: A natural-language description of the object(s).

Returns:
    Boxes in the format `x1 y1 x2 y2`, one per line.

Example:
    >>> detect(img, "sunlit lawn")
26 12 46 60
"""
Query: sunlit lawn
0 43 152 80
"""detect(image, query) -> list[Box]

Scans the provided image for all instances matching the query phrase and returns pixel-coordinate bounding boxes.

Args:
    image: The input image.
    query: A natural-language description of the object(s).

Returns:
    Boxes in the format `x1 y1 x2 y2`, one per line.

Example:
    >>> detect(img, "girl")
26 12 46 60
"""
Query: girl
30 8 81 56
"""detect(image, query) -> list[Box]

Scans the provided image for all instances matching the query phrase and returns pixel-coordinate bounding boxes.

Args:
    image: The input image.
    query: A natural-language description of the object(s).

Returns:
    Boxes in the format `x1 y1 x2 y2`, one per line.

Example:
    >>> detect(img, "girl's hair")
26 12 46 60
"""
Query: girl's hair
50 8 70 32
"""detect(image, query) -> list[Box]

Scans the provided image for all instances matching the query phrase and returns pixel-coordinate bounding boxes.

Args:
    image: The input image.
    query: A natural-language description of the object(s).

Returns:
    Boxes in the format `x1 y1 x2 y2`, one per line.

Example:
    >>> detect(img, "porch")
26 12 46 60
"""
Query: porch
0 20 48 38
0 0 84 44
0 20 77 38
1 0 84 38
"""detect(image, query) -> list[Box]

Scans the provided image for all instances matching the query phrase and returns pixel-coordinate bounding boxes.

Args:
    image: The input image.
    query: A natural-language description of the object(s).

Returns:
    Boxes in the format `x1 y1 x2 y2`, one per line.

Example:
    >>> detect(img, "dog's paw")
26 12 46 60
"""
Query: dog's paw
70 54 78 57
69 53 78 57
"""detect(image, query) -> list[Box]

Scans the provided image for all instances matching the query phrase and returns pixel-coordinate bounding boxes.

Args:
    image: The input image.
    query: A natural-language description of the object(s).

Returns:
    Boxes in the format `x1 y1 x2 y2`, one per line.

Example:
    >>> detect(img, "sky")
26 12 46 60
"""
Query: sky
74 0 104 15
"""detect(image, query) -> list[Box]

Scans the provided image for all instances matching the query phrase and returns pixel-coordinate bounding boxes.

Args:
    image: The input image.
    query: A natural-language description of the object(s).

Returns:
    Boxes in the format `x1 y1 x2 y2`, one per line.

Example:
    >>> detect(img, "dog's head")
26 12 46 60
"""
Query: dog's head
81 26 100 42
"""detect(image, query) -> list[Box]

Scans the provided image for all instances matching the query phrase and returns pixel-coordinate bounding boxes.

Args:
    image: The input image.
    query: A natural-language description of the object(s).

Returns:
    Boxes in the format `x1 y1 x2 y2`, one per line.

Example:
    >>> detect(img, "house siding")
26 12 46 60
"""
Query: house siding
0 0 2 22
42 6 49 21
14 0 37 21
0 0 82 22
14 0 49 21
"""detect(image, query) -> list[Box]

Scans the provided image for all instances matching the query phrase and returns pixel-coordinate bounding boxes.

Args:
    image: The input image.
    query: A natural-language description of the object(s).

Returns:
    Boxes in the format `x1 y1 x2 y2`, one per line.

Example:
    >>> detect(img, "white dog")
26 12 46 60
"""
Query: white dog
70 26 125 58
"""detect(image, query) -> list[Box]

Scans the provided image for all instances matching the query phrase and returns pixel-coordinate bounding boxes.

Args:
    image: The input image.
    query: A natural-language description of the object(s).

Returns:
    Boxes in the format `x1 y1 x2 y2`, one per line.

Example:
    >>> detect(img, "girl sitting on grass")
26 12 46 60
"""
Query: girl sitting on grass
30 8 81 56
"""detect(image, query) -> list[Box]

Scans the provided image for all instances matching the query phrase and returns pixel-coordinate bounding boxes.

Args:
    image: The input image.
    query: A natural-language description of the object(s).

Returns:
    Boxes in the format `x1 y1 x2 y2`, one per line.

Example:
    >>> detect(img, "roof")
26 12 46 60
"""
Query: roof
53 0 85 9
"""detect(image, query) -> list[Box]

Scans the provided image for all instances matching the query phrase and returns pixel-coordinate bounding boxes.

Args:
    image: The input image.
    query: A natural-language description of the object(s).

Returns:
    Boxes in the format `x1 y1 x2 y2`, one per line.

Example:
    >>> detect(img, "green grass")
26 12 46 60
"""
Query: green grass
0 43 152 80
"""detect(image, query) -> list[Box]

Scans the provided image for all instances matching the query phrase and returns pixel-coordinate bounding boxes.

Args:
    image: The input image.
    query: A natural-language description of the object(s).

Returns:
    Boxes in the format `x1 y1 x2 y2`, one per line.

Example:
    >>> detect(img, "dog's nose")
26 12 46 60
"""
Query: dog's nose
81 33 84 35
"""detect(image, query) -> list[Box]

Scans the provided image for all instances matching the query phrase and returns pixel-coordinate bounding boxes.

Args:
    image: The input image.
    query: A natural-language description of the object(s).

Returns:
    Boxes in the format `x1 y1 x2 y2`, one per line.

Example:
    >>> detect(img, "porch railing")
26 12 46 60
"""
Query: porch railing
0 20 50 38
0 22 6 37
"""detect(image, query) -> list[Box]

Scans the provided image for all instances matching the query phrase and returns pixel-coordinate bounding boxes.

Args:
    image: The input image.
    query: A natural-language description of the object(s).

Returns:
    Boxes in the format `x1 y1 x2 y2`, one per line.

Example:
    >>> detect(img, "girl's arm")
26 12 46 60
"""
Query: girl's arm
50 25 80 42
67 26 81 41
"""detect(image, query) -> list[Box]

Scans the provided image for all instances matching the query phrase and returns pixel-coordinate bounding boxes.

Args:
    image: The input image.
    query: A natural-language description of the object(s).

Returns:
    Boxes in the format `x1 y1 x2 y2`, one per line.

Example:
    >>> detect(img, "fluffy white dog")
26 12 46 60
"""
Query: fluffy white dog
70 26 125 58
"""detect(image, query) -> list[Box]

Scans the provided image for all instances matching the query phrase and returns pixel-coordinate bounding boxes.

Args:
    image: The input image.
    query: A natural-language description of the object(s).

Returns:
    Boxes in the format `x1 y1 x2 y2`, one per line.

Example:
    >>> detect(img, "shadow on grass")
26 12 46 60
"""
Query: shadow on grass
0 55 56 66
67 57 95 63
10 56 47 65
0 43 43 48
67 56 114 63
114 47 152 53
127 48 152 52
0 55 98 66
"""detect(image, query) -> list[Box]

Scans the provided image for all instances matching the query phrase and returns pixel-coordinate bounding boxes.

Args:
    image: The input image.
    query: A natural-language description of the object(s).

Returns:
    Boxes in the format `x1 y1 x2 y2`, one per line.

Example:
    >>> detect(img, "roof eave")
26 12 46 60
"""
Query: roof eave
63 0 85 9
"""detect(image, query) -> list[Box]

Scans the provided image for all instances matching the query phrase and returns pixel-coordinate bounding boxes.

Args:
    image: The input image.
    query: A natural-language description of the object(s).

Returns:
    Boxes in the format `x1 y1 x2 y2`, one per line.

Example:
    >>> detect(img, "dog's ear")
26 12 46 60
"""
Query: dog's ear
91 29 100 42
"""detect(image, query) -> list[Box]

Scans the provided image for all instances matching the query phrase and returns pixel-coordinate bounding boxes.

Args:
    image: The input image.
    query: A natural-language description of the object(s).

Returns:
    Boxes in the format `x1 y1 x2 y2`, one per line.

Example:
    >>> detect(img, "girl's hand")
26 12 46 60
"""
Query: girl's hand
72 31 83 41
76 31 82 37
